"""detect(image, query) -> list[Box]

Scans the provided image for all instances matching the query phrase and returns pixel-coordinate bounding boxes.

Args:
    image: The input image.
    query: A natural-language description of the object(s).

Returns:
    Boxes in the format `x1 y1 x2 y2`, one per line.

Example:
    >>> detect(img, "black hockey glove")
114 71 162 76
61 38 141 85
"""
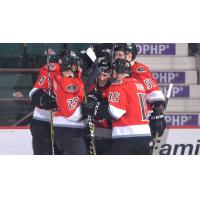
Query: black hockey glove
97 98 113 121
40 92 57 110
149 101 166 138
31 89 57 110
82 90 102 118
82 89 114 121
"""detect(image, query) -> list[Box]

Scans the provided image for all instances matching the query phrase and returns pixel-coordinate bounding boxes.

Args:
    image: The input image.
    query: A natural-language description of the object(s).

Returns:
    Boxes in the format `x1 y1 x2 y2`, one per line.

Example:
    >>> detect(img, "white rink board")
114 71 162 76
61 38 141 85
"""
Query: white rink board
176 43 188 56
0 129 33 155
153 128 200 155
1 128 200 155
167 99 200 113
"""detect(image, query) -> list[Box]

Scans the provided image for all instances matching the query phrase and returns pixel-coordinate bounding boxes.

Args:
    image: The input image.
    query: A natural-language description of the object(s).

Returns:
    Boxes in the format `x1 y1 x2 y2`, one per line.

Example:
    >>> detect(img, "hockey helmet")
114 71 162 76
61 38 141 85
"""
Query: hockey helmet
48 55 59 63
97 52 112 74
61 50 81 72
114 43 137 60
112 58 131 75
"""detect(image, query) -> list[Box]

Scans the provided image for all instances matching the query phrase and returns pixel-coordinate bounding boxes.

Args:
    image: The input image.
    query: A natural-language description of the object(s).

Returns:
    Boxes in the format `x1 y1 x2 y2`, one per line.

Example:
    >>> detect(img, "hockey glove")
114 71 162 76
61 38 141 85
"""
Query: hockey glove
40 93 57 110
31 89 57 110
149 101 166 138
82 92 101 118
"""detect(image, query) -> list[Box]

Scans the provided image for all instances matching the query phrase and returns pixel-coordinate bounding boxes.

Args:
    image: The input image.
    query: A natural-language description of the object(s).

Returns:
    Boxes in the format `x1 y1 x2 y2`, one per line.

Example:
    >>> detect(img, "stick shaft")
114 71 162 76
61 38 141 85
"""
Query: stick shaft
46 44 55 155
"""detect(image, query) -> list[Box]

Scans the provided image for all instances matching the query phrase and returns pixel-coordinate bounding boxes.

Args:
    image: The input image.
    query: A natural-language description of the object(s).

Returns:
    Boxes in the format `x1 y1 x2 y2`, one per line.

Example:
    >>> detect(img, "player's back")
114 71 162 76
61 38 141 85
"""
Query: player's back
107 77 150 138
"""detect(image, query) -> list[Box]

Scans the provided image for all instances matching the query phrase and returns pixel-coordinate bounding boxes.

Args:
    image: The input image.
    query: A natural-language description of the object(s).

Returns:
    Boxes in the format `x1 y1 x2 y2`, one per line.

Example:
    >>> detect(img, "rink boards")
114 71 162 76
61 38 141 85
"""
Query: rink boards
153 128 200 155
0 126 200 155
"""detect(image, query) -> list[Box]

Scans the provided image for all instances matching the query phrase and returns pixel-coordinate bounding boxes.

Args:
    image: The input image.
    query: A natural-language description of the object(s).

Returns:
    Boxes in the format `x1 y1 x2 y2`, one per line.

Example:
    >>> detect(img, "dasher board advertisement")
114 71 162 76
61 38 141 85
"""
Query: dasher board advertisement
153 128 200 155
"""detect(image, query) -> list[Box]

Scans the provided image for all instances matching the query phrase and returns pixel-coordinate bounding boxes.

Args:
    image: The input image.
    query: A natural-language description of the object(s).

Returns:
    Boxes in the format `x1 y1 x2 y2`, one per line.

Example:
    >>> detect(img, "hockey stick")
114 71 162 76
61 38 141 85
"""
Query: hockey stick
87 107 97 155
84 88 98 155
83 47 101 95
83 47 100 155
46 44 55 155
151 83 173 154
12 111 34 126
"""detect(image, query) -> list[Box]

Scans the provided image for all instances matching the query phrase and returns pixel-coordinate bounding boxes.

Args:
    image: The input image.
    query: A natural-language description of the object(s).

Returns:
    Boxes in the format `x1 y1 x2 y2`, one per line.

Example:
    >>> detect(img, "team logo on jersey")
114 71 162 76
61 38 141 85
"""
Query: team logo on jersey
66 84 77 92
136 67 146 73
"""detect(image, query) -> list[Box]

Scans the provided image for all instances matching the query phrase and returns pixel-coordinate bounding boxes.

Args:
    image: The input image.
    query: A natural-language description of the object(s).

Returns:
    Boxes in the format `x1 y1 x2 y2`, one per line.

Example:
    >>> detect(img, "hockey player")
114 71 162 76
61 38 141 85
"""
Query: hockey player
52 51 88 155
87 59 152 154
84 54 113 154
29 60 61 155
109 59 152 154
113 43 166 140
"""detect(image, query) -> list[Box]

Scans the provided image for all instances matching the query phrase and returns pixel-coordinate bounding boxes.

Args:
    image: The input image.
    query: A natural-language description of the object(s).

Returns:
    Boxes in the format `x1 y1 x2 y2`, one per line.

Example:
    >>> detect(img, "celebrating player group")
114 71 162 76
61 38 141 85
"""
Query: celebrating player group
29 43 167 155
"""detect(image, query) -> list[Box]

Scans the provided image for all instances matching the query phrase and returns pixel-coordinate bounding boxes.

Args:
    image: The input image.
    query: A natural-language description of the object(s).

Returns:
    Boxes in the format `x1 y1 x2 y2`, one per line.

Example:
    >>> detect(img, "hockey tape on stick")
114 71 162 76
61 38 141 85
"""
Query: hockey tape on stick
86 47 97 62
166 83 173 99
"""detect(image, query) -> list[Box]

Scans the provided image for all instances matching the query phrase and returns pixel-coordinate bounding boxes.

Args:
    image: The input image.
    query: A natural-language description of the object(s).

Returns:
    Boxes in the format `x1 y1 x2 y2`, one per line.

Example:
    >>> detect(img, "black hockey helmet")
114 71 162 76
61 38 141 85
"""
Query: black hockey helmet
112 58 131 75
59 49 68 60
98 59 112 74
97 52 112 74
114 43 137 60
93 43 113 57
61 50 81 72
48 55 59 63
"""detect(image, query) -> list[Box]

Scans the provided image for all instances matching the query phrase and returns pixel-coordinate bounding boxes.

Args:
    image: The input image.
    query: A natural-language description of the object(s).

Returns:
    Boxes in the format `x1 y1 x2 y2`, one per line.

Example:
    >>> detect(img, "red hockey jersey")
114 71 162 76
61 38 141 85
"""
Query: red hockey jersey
107 78 151 138
29 63 61 122
131 62 165 104
52 74 86 128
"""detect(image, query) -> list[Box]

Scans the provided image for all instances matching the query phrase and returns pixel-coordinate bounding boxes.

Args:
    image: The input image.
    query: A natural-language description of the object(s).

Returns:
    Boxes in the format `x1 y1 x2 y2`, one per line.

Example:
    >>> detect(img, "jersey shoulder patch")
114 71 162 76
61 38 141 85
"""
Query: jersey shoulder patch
136 66 146 73
42 63 61 72
132 62 150 75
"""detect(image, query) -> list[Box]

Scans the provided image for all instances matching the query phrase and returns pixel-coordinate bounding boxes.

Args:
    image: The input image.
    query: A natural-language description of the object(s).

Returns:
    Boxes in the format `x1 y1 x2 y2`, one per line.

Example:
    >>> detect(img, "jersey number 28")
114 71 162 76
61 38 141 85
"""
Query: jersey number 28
67 97 79 110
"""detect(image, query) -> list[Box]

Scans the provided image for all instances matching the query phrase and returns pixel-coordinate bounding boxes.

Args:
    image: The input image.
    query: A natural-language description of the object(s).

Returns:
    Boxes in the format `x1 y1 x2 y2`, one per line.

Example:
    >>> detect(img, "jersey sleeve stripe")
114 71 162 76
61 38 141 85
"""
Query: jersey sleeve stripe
146 90 165 104
29 88 39 98
108 104 126 120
